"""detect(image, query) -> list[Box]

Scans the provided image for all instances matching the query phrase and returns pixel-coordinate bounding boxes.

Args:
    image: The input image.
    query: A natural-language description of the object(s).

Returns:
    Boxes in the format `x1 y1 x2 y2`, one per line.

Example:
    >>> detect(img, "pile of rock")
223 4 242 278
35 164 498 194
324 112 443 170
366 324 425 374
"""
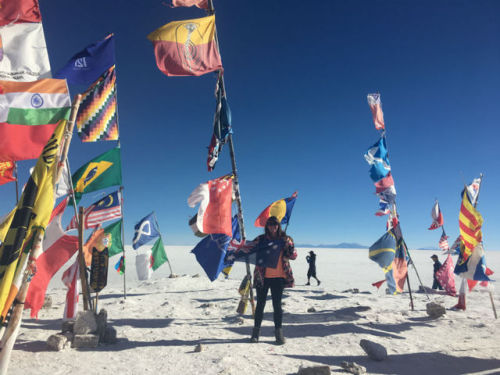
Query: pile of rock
47 309 117 351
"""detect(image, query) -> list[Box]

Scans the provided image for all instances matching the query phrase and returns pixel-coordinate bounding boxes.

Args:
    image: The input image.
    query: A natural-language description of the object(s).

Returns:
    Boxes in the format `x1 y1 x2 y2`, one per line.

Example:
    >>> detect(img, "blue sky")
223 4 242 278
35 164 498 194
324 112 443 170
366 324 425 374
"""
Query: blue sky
1 0 500 249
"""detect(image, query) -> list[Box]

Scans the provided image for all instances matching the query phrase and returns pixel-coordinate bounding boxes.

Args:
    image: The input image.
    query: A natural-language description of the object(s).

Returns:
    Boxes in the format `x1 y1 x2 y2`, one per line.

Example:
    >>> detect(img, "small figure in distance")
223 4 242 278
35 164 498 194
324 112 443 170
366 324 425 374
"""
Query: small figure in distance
431 254 443 290
306 250 321 286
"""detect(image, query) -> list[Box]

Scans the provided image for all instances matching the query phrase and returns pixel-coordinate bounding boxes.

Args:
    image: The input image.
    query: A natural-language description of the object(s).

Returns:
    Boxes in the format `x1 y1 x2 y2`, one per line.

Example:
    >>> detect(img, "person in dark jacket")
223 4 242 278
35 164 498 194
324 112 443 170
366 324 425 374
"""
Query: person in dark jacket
306 250 321 286
431 254 443 290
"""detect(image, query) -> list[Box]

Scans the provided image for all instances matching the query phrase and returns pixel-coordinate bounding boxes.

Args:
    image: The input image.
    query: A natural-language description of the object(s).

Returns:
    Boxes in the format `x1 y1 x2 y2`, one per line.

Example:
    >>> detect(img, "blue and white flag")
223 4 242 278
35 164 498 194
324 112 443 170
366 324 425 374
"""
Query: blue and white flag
54 34 115 86
454 243 492 281
365 136 391 182
369 230 396 271
132 212 160 250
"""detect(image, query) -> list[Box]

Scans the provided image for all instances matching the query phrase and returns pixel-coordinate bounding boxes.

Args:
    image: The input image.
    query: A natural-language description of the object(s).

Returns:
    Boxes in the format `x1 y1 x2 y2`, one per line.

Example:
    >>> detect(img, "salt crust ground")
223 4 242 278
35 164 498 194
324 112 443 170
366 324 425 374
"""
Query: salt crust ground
9 248 500 375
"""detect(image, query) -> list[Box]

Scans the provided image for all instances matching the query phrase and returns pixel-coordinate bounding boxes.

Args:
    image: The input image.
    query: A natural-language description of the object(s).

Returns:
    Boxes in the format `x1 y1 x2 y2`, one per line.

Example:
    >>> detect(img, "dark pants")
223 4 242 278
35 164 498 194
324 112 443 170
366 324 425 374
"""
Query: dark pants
254 278 285 329
432 278 443 290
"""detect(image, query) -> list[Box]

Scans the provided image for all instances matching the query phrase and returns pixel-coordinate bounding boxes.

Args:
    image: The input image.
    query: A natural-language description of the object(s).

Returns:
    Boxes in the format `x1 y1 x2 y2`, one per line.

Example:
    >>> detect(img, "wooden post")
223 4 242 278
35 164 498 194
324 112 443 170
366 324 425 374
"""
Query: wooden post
119 186 126 299
78 206 92 311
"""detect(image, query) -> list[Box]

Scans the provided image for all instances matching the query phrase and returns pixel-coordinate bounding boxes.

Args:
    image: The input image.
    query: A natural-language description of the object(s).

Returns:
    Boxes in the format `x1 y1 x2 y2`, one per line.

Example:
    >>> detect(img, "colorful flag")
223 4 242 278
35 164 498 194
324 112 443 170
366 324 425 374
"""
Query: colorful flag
392 235 408 293
132 212 160 250
254 192 298 227
367 93 385 131
0 22 50 81
0 79 71 161
438 229 449 250
171 0 208 9
369 230 398 294
0 119 67 321
467 267 494 291
76 65 119 142
71 147 122 204
114 255 125 274
82 221 122 266
435 254 456 296
374 172 394 194
67 191 122 230
365 136 391 183
454 243 491 282
0 0 41 26
188 175 233 237
54 34 115 86
458 189 483 261
147 15 222 77
150 237 168 271
102 220 123 257
429 201 444 230
0 161 15 185
25 199 79 318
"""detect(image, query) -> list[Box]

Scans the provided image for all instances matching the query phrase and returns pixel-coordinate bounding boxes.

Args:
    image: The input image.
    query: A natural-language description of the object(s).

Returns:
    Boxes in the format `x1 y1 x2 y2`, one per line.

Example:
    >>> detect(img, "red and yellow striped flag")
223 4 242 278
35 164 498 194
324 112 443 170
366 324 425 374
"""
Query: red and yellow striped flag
459 190 483 261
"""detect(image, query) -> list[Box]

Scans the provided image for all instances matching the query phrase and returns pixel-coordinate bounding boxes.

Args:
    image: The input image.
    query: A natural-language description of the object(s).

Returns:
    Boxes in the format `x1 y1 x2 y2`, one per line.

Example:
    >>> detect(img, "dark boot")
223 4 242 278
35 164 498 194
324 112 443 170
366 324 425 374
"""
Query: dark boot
250 327 260 343
275 328 285 345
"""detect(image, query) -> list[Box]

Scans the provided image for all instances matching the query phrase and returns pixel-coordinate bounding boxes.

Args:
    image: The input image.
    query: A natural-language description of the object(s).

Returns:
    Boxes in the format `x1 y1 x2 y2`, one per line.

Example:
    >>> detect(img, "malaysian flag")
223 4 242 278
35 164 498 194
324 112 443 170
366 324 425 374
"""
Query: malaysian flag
67 191 122 230
438 229 449 250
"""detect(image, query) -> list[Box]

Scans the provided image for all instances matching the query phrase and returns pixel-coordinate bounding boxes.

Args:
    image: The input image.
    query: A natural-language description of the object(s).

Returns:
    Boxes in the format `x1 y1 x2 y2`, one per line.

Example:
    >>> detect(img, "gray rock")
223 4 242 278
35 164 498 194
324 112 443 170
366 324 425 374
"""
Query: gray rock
307 307 316 313
297 365 331 375
74 311 97 335
169 273 179 278
72 334 99 348
340 361 366 374
192 274 200 278
61 320 75 333
47 334 67 351
426 302 446 319
42 295 52 309
359 339 388 361
96 309 108 340
102 326 118 344
61 331 74 345
194 343 203 352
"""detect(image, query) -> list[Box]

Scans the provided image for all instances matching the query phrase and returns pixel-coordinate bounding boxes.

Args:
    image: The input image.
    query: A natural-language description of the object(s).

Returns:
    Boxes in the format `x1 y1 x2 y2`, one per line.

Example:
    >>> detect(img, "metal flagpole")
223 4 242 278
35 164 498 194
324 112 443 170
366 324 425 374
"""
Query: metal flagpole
153 212 174 276
206 0 255 315
13 163 18 204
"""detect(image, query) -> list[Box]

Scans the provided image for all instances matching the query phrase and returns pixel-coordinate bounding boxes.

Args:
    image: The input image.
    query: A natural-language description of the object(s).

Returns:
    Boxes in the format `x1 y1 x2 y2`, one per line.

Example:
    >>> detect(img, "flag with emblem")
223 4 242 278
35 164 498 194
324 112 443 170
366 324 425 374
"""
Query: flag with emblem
0 79 71 161
0 161 15 185
132 212 160 250
254 192 298 227
0 119 67 321
54 34 115 86
438 229 449 250
71 147 122 204
114 255 125 274
150 237 168 271
76 65 119 142
67 190 122 229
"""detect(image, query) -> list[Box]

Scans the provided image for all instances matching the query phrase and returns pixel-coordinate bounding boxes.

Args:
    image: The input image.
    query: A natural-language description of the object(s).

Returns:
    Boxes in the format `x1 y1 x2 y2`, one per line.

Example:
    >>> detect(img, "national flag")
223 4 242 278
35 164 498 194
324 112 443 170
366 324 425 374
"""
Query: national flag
465 178 481 206
429 201 444 230
54 34 115 86
76 65 119 142
0 119 67 321
0 79 71 161
71 147 122 204
438 229 449 250
84 190 122 228
25 198 79 318
0 161 15 185
132 212 160 250
191 216 240 281
0 22 50 81
188 174 233 237
369 230 399 294
458 190 483 261
54 161 70 199
374 172 394 194
367 93 385 130
150 237 168 271
147 15 222 77
467 267 494 291
207 74 232 171
454 243 491 282
254 192 298 227
102 220 123 257
364 136 391 183
392 235 408 293
82 221 123 266
114 255 125 274
435 254 456 296
171 0 209 9
61 259 79 320
0 0 41 26
375 198 390 216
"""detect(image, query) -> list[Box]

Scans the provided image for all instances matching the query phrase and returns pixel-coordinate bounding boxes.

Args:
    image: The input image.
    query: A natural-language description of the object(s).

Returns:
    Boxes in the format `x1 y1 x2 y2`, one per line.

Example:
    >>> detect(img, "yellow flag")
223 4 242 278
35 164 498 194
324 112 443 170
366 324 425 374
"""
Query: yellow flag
0 119 67 318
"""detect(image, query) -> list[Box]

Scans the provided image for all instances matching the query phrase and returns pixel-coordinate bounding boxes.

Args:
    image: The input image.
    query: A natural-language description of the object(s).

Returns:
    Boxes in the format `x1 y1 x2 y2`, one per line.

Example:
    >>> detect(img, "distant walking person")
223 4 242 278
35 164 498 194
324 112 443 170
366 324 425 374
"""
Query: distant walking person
306 250 321 286
431 254 443 290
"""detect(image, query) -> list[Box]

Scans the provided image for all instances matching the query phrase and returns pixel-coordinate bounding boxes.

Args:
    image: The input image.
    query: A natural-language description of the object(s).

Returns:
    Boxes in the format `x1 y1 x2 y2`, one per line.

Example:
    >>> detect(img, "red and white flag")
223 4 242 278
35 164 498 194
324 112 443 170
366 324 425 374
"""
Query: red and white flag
438 230 449 250
67 190 122 230
367 93 385 130
188 175 233 237
428 201 444 230
435 254 456 296
62 259 80 320
171 0 208 8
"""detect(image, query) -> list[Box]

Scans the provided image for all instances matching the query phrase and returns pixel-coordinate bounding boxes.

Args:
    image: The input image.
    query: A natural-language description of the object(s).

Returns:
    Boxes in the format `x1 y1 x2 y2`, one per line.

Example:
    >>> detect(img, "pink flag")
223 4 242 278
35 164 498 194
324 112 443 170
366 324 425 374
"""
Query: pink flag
171 0 208 9
367 93 385 130
435 254 456 296
428 201 444 230
371 280 385 289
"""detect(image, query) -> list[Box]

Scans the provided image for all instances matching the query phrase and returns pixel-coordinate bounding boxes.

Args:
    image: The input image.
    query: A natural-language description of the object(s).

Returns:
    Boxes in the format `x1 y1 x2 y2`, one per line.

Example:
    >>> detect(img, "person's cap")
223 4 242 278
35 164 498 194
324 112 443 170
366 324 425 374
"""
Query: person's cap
430 254 438 259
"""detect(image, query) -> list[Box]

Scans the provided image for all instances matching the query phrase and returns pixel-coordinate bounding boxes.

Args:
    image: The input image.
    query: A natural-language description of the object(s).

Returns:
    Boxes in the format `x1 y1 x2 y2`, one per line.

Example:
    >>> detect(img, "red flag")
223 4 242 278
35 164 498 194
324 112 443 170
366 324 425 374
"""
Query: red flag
171 0 208 8
367 93 385 130
0 161 15 185
372 280 385 289
62 259 79 320
0 0 41 26
429 201 444 230
435 254 456 296
467 267 494 291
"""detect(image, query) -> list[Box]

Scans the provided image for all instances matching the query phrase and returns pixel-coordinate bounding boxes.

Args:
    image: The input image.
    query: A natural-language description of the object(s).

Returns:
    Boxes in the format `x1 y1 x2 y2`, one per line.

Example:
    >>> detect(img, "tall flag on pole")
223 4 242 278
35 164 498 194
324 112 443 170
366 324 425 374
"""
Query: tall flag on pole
0 79 71 161
71 147 122 204
171 0 208 9
429 201 444 230
132 212 160 250
147 15 223 77
0 0 51 82
0 119 67 321
367 93 385 131
438 230 449 250
76 65 119 142
67 190 122 230
458 189 483 262
254 192 298 227
188 174 233 237
0 161 15 185
54 34 116 86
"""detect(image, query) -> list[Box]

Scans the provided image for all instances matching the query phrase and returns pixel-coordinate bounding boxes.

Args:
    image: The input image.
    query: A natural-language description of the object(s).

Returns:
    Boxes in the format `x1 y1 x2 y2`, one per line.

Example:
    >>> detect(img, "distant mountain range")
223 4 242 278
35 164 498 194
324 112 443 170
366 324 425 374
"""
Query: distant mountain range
296 243 368 249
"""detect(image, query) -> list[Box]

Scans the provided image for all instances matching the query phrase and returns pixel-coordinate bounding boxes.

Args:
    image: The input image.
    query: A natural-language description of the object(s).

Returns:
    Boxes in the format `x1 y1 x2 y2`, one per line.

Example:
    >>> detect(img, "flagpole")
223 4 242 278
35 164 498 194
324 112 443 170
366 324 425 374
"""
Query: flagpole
206 0 255 316
13 163 18 204
153 212 174 276
119 185 126 299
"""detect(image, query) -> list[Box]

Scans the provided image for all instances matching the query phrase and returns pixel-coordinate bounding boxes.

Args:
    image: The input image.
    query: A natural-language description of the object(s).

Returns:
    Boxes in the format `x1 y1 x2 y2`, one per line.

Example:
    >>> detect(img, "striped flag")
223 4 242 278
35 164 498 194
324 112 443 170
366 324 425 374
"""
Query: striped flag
76 65 119 142
67 190 122 230
438 229 449 250
458 189 483 261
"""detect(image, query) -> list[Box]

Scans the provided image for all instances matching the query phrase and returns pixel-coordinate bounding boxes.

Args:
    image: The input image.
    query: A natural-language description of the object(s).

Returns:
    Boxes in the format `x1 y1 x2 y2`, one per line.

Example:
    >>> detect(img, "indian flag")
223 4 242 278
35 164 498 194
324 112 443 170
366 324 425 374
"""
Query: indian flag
0 78 71 161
